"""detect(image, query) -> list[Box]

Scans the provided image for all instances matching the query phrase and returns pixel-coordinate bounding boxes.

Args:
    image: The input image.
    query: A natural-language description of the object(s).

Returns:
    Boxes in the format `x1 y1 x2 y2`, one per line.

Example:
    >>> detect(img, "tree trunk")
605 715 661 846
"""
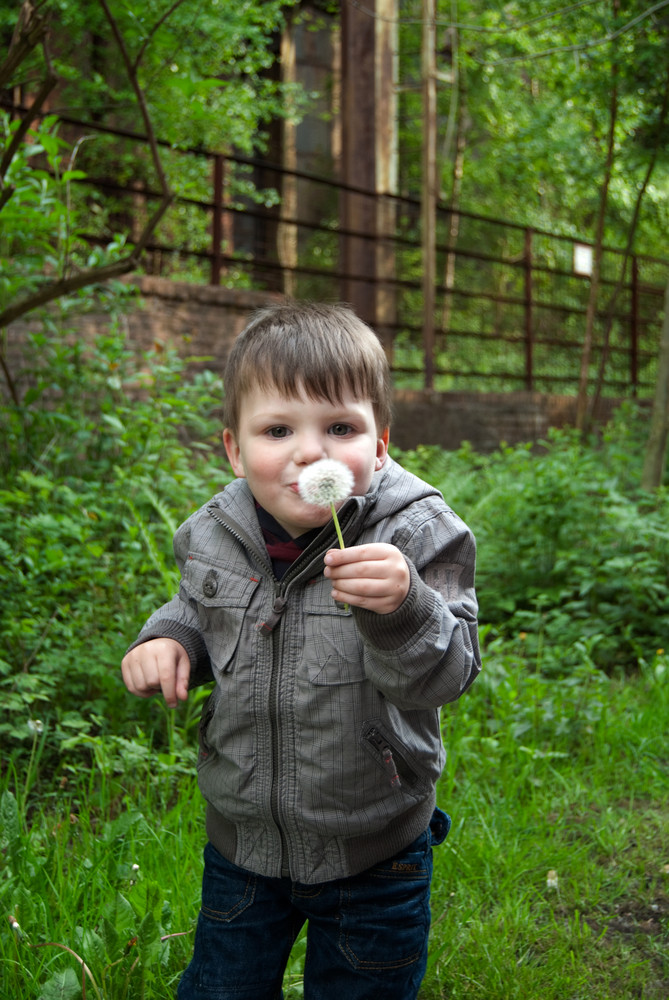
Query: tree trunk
590 67 669 420
575 0 619 431
641 276 669 491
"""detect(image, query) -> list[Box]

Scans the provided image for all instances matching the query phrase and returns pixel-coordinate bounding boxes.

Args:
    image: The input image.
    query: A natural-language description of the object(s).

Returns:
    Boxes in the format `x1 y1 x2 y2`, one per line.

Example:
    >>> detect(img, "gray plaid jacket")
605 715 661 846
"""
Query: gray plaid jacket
132 456 480 883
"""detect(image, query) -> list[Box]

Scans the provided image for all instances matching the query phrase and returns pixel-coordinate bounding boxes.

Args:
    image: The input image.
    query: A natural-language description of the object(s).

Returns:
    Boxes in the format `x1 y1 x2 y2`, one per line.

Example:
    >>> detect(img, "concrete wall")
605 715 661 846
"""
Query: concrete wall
6 276 633 453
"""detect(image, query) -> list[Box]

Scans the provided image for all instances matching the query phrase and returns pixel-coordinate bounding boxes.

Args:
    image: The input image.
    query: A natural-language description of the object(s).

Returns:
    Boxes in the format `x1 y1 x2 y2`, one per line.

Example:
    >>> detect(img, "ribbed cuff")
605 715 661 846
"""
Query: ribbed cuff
353 562 437 651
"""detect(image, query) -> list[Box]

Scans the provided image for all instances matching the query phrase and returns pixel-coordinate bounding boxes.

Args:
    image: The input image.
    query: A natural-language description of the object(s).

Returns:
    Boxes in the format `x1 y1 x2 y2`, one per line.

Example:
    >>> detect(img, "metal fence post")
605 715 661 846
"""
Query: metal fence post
524 227 534 390
211 154 224 286
631 255 639 396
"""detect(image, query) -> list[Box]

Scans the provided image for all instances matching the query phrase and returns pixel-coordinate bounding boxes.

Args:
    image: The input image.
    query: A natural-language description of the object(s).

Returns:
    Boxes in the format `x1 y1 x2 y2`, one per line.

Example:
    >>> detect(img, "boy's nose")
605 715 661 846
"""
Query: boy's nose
294 432 327 465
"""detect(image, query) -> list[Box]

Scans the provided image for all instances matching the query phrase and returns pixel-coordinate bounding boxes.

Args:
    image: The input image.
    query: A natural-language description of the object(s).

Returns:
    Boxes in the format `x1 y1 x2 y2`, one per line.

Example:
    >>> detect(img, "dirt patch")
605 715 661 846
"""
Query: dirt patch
585 894 669 939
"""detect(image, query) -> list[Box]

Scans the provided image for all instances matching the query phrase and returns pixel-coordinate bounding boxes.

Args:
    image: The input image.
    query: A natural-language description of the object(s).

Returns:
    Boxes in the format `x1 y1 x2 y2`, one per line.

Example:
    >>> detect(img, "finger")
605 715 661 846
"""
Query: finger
330 586 401 615
324 544 389 567
121 653 159 698
326 559 395 581
158 658 180 708
174 651 191 703
332 578 404 603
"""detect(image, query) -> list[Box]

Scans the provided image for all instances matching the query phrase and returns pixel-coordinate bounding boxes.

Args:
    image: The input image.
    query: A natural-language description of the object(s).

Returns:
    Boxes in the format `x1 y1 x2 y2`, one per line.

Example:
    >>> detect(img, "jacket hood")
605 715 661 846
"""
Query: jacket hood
355 455 444 528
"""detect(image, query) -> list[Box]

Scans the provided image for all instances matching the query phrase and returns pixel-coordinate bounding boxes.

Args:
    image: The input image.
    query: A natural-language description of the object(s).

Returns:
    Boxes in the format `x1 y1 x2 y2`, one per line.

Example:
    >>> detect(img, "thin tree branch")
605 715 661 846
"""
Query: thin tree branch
0 337 20 407
575 0 620 432
0 68 57 178
0 263 137 329
0 1 49 87
0 251 137 330
479 0 669 65
98 0 172 198
133 0 190 71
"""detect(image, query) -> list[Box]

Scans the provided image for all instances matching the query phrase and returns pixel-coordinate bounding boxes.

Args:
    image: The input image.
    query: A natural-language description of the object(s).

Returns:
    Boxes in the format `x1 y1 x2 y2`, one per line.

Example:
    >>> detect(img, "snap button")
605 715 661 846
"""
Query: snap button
202 569 219 598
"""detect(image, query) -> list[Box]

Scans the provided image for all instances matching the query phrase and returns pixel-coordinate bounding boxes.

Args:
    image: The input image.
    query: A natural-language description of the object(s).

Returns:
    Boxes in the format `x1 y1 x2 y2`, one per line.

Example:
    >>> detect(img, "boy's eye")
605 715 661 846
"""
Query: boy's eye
268 426 290 438
330 423 353 437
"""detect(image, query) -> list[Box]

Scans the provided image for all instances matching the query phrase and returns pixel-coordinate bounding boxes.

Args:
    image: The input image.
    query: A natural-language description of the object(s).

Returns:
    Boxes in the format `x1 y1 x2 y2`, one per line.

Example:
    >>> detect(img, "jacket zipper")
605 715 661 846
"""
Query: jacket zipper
365 726 418 787
205 499 361 878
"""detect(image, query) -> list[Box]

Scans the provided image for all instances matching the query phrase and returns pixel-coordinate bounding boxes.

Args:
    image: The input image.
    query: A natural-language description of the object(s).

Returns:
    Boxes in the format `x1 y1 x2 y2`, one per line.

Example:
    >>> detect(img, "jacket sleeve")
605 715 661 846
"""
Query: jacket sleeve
353 503 480 710
125 516 214 688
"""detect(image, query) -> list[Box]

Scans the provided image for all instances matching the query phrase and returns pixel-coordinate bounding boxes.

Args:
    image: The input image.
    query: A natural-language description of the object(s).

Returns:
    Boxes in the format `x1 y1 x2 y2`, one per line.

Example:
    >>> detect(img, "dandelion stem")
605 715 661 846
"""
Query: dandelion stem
331 503 346 550
330 504 349 611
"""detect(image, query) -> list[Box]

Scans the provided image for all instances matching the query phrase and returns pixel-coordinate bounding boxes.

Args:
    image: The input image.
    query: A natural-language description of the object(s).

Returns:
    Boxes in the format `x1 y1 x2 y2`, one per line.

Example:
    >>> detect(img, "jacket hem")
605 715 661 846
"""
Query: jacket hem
204 795 436 884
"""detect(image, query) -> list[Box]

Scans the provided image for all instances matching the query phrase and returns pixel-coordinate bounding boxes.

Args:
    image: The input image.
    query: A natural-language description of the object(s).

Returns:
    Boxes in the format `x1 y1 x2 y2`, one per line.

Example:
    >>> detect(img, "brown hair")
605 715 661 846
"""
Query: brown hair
223 302 392 435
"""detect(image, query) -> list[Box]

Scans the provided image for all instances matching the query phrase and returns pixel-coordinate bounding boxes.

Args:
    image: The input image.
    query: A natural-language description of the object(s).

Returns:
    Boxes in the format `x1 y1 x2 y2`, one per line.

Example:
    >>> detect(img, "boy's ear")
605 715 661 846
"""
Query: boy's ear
223 428 246 478
375 427 390 470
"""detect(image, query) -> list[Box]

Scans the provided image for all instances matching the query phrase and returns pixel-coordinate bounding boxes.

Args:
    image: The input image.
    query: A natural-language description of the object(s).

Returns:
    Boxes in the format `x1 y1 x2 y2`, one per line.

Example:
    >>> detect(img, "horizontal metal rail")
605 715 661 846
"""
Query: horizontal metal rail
4 100 667 397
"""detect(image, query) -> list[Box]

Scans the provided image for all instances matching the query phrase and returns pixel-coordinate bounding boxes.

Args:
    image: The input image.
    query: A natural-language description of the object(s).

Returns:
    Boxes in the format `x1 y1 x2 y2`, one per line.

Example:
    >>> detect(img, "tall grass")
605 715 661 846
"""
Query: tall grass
423 641 669 999
3 648 668 998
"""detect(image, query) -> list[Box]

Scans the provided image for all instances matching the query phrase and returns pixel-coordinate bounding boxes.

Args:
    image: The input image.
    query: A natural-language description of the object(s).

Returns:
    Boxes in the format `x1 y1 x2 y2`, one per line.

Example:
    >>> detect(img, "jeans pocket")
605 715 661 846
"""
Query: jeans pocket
337 840 432 971
200 842 257 923
429 806 452 847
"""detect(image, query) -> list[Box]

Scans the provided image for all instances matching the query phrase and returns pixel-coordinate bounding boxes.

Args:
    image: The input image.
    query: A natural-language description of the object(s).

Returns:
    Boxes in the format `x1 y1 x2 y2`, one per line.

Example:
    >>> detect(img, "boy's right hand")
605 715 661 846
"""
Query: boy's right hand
121 638 191 709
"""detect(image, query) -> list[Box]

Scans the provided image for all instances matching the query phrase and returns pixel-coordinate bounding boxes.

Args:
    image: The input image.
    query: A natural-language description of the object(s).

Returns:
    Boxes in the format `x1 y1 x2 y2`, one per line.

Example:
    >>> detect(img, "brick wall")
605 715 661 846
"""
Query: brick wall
5 276 634 453
390 389 627 452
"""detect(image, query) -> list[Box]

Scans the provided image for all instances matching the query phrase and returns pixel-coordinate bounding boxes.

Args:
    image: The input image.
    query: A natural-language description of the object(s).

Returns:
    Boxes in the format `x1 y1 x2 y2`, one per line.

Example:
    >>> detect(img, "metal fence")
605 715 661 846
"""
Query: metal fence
18 109 668 398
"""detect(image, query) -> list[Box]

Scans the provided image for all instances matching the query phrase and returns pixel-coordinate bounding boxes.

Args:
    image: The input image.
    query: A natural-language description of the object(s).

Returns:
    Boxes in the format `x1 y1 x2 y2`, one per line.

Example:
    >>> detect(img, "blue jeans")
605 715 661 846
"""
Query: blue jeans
177 809 451 1000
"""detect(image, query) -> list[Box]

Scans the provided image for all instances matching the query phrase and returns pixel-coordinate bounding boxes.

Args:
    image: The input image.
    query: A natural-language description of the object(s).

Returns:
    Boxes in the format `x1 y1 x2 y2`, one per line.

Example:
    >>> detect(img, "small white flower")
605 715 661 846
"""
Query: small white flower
546 869 559 890
28 719 44 734
298 459 354 507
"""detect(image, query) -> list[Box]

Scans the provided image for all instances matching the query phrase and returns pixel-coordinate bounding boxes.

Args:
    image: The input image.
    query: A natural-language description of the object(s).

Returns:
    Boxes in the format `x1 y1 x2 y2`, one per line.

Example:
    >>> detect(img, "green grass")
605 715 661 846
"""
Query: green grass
422 641 669 999
3 644 668 999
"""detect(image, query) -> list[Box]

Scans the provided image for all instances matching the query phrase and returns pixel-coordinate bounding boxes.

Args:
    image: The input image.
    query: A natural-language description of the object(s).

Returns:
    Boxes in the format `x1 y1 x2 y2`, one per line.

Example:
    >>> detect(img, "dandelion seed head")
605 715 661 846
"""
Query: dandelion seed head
546 869 559 890
298 459 354 507
28 719 44 734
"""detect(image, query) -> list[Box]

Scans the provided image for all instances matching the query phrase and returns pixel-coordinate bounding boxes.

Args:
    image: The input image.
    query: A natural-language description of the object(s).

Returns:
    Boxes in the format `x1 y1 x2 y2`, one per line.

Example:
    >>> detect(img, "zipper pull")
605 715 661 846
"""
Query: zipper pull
367 727 401 788
256 596 288 635
382 746 402 788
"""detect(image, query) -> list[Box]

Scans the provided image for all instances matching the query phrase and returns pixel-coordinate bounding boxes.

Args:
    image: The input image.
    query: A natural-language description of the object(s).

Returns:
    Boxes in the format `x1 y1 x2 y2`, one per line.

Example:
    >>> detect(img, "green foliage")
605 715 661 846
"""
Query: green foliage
1 0 312 317
397 405 669 674
33 0 303 154
0 112 128 318
396 1 669 257
0 303 231 769
1 766 204 999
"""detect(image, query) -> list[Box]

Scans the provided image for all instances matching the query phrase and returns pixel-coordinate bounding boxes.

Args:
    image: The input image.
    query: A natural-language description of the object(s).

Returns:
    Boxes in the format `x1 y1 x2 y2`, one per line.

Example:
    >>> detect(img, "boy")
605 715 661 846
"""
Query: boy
121 302 480 1000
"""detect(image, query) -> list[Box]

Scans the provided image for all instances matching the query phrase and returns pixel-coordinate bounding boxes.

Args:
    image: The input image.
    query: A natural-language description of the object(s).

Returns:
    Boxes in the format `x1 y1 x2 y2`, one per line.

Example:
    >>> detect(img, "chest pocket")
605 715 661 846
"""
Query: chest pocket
303 587 366 686
181 554 261 674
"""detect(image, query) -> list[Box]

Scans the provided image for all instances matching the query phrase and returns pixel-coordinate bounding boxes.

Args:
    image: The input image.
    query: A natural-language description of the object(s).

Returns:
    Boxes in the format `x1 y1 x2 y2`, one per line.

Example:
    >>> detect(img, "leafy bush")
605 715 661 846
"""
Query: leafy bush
1 307 231 768
397 407 669 674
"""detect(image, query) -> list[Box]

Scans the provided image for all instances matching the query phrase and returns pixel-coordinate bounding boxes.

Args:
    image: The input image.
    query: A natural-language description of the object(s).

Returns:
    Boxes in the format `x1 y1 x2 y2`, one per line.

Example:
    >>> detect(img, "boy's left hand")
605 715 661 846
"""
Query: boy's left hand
323 543 410 615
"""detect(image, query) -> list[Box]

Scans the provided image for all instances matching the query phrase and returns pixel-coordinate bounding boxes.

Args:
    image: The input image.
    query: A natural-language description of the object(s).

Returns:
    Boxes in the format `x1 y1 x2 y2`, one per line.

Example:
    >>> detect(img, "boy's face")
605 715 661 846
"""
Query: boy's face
223 383 389 538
